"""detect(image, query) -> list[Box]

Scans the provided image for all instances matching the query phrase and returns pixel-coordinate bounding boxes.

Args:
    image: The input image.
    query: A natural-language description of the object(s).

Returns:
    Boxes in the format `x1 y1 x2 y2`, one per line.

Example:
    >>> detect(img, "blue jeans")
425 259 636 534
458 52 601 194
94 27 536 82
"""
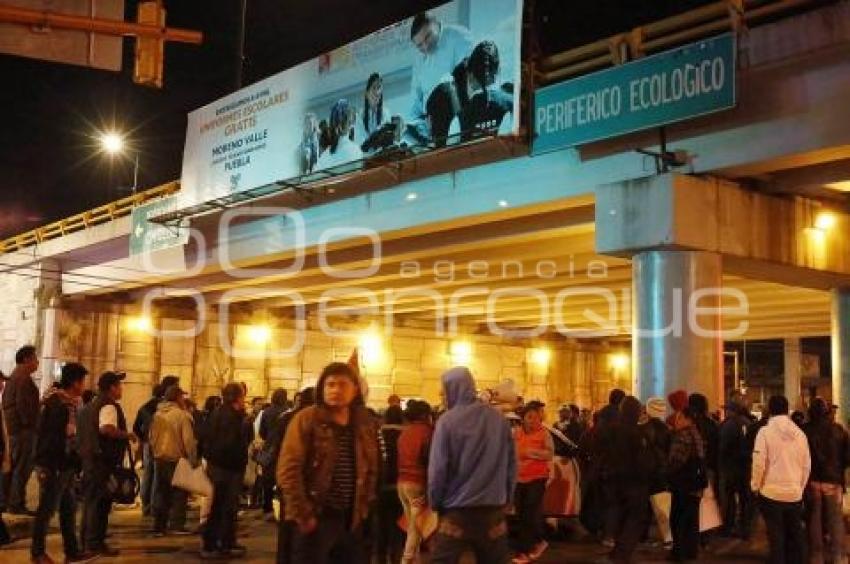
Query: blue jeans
806 482 846 564
430 507 510 564
31 467 80 558
82 463 112 550
760 495 805 564
202 465 243 552
140 442 155 515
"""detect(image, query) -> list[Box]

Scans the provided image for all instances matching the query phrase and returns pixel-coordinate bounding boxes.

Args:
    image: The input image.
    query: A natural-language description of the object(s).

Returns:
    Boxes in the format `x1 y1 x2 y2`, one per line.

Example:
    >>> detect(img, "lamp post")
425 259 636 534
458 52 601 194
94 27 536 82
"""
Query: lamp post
100 131 140 194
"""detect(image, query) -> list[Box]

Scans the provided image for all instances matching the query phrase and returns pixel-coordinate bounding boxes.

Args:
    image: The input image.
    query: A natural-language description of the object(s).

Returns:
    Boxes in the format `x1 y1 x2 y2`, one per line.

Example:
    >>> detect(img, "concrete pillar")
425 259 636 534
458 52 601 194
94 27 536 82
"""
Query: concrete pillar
832 288 850 425
784 338 802 410
632 250 723 407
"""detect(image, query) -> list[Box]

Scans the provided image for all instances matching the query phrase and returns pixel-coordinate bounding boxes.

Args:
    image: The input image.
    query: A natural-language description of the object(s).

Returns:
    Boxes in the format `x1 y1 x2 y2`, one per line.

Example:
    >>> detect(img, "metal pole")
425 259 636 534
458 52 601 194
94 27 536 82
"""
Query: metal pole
132 151 140 194
234 0 247 89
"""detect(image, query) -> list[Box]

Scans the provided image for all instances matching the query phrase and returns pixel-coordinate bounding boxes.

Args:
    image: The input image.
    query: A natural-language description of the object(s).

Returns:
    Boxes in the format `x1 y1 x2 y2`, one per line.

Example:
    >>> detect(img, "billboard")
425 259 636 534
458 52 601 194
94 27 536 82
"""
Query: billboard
178 0 523 209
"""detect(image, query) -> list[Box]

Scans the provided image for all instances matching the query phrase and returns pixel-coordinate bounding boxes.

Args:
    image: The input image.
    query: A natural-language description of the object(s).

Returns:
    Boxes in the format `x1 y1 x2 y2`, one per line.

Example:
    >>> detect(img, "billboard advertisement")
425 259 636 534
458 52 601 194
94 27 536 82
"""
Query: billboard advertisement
179 0 523 210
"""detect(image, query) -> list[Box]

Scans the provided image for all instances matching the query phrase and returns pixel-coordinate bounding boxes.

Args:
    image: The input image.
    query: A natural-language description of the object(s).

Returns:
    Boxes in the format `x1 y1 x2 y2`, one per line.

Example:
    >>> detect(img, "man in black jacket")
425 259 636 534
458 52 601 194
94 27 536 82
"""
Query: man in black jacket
258 388 288 520
804 397 850 564
31 362 97 564
79 371 135 556
0 371 11 546
1 345 40 514
718 401 752 538
202 382 253 559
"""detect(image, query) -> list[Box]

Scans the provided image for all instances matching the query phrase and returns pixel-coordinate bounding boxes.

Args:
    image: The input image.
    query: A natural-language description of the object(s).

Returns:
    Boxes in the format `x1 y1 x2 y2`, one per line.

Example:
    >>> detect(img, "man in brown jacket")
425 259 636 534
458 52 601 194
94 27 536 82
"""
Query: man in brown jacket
277 362 379 564
1 345 40 514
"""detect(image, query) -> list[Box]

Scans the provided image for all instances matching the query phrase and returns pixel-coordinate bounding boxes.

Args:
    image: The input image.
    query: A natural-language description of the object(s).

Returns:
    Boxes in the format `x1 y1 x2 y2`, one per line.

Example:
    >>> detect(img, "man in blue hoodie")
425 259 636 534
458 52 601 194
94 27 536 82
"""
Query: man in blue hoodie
428 367 516 564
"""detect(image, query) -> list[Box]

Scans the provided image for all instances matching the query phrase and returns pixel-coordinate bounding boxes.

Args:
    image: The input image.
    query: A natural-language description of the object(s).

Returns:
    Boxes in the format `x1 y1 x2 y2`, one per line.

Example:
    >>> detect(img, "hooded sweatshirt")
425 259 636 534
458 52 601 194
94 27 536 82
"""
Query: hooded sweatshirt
751 415 811 502
427 367 516 512
149 401 197 464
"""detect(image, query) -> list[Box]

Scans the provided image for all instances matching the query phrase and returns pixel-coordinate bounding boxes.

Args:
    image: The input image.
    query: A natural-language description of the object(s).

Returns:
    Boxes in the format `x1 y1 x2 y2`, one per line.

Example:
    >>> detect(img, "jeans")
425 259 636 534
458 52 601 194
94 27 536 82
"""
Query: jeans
8 429 36 510
718 467 751 538
670 489 700 561
290 506 364 564
31 467 80 558
605 482 649 563
262 469 276 514
430 506 511 564
760 495 805 564
82 463 112 550
398 482 426 564
806 483 845 564
202 465 243 552
153 459 188 532
515 478 547 554
140 442 154 516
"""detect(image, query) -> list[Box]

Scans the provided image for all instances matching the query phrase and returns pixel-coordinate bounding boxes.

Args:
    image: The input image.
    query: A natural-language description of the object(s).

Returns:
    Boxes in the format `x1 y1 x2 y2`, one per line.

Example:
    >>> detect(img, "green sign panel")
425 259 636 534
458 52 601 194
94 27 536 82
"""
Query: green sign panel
533 33 736 154
129 196 189 256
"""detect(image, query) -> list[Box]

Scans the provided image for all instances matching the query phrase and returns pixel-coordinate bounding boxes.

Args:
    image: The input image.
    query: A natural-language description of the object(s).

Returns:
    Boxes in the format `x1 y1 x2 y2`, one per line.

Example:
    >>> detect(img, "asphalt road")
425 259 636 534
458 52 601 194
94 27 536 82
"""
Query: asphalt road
0 505 777 563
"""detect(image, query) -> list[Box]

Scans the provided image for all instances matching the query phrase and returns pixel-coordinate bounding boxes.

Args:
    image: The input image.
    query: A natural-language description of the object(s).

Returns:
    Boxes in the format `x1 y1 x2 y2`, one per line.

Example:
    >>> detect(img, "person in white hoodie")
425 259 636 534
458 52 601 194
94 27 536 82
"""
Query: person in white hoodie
751 395 811 564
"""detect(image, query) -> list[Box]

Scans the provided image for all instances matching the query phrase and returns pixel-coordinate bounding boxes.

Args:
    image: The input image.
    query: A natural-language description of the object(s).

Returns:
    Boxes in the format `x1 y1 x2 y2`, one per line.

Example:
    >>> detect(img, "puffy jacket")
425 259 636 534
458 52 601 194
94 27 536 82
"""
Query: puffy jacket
427 367 516 512
803 420 849 486
751 415 811 502
149 401 197 464
277 404 379 530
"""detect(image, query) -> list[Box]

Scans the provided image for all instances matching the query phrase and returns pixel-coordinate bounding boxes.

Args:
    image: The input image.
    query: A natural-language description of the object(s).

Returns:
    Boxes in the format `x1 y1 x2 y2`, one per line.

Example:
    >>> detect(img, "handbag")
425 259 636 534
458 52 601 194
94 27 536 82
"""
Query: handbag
106 444 140 504
172 457 213 497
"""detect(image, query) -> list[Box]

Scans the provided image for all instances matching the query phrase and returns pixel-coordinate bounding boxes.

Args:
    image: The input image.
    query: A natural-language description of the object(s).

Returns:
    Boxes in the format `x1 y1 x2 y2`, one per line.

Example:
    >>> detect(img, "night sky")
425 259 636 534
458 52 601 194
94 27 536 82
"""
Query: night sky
0 0 709 239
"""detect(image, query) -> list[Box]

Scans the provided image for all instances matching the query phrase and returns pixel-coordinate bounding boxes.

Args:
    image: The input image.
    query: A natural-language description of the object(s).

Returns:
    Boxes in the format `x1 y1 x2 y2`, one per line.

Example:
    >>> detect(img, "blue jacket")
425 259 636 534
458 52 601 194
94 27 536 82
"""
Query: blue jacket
427 367 516 511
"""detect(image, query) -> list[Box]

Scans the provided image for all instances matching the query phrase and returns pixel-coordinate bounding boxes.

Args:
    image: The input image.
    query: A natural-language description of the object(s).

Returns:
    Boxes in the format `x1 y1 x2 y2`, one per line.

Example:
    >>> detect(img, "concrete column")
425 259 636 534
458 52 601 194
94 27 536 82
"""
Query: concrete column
784 338 802 410
632 250 723 407
832 288 850 425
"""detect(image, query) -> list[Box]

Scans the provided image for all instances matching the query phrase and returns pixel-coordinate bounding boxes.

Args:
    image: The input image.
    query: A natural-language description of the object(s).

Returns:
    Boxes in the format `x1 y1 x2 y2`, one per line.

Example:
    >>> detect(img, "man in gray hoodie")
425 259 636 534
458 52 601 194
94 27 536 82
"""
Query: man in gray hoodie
428 367 515 564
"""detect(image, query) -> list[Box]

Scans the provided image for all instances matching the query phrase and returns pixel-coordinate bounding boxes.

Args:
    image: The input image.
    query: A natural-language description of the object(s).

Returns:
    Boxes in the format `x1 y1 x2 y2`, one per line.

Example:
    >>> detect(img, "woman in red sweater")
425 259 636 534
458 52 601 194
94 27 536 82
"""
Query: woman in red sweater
513 401 554 563
396 400 434 564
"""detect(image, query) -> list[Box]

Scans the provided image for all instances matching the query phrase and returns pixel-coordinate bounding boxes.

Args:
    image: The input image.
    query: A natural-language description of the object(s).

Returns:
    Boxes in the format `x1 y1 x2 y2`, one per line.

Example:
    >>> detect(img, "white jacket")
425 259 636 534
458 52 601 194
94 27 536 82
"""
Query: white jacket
751 415 811 502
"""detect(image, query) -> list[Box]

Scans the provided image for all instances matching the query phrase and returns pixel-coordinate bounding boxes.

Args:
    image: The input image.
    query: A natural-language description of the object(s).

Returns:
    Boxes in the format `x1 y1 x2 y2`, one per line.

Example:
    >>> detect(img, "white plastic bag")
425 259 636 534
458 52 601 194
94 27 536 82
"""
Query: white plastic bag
172 458 213 497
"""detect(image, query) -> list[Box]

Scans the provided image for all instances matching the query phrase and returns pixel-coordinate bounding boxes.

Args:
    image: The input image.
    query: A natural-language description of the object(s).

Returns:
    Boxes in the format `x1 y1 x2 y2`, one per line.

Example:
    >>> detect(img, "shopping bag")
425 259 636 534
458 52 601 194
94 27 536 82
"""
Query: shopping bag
650 491 673 544
699 483 722 532
172 457 213 497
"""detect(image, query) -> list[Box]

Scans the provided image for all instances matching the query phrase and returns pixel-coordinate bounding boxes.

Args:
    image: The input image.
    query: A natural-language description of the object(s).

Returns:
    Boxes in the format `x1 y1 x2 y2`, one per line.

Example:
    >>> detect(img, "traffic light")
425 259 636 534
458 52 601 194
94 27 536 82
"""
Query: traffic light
134 0 165 88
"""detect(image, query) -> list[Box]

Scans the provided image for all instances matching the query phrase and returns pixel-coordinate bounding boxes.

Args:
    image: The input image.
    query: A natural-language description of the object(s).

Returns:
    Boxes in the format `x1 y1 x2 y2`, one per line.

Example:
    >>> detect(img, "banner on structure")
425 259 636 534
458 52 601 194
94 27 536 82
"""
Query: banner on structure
179 0 523 210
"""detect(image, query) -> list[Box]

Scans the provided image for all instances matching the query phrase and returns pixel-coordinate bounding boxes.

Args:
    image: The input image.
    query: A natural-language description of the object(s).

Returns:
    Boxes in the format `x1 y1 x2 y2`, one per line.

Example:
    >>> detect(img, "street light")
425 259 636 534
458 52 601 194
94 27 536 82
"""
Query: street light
99 131 140 194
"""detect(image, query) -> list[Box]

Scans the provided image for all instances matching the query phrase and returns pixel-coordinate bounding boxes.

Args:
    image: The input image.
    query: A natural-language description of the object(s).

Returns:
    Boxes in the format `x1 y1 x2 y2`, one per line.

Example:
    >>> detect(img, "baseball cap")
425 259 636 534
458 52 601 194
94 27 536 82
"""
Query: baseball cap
97 371 126 392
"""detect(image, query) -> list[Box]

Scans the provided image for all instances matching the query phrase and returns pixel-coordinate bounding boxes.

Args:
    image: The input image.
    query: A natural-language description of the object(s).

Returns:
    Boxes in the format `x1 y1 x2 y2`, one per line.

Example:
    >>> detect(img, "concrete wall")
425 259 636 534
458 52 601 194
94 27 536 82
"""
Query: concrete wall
47 308 627 424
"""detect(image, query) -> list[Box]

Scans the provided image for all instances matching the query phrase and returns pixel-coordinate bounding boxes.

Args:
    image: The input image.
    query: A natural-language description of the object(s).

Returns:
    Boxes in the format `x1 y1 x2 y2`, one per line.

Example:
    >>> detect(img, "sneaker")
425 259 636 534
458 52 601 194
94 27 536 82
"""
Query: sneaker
92 545 119 557
263 512 276 523
10 507 37 517
223 544 247 557
529 540 549 560
512 555 532 564
199 549 221 560
150 530 166 538
601 537 615 548
31 555 56 564
65 552 100 563
171 528 194 536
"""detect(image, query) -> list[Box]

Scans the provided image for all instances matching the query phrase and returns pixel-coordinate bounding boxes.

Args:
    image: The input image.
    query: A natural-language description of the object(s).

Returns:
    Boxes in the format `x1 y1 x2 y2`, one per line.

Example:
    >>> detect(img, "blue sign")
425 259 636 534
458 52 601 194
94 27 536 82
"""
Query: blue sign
533 33 736 154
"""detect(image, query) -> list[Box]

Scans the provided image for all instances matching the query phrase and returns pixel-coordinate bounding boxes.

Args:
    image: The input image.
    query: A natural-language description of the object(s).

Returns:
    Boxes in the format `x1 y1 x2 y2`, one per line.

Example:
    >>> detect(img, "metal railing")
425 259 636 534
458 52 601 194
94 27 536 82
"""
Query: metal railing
537 0 829 85
0 181 180 254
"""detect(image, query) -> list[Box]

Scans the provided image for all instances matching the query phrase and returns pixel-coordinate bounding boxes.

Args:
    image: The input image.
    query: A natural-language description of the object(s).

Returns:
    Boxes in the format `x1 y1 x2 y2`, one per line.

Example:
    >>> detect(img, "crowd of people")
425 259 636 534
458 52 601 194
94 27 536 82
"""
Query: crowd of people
0 342 847 563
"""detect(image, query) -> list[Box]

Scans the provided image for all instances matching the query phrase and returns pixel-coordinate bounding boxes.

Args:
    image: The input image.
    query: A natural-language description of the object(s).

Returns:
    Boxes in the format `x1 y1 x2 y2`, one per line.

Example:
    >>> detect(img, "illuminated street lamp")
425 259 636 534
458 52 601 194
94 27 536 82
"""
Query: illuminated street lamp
99 131 140 194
